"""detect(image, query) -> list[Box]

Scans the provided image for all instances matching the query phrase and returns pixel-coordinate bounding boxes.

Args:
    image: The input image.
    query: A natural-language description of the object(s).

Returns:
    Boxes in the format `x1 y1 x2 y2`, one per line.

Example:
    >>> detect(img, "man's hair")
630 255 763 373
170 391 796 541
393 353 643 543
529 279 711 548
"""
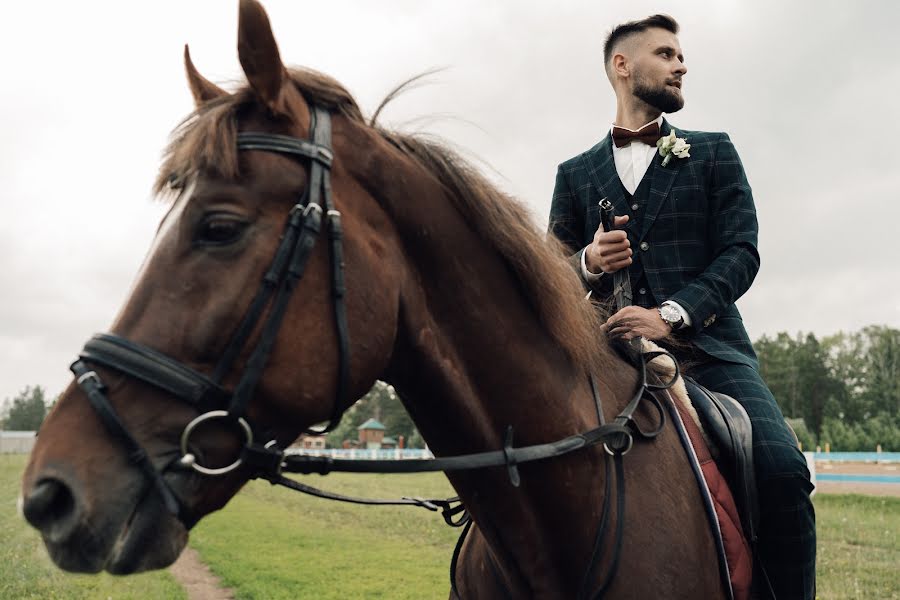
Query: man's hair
603 14 679 67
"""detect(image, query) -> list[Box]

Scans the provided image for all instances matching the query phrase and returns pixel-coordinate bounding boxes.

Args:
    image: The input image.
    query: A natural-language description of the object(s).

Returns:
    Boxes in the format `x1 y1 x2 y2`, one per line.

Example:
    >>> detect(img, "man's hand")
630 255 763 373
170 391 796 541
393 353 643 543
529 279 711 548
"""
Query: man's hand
605 305 672 341
585 215 632 274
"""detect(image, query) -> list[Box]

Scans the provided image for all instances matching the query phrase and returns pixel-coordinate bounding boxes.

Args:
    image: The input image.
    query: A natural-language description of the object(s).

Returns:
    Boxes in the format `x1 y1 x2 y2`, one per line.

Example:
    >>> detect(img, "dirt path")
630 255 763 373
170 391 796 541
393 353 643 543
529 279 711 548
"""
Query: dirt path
169 546 235 600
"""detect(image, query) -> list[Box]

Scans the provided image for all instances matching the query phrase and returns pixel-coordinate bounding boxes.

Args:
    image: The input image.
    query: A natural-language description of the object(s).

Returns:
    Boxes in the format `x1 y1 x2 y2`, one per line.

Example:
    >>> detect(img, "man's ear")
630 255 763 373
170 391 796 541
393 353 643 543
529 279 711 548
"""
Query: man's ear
612 53 630 79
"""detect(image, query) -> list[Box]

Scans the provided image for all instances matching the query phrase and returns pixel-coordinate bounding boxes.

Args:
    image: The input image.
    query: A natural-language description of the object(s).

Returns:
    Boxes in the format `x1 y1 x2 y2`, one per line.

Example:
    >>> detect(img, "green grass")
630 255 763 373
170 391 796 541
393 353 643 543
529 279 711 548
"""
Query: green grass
0 454 185 600
815 494 900 599
4 453 899 599
189 472 461 600
191 479 900 600
192 477 900 599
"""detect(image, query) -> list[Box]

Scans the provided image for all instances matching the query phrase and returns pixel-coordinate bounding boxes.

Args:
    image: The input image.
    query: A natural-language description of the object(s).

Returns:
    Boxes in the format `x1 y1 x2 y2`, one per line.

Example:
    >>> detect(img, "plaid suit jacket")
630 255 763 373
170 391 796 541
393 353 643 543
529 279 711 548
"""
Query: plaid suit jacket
549 119 760 369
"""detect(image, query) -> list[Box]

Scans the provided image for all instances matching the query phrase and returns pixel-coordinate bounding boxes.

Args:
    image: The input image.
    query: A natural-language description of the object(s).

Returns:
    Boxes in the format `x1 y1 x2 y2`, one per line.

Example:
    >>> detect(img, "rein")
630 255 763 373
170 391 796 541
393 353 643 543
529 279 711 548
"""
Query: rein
68 103 679 598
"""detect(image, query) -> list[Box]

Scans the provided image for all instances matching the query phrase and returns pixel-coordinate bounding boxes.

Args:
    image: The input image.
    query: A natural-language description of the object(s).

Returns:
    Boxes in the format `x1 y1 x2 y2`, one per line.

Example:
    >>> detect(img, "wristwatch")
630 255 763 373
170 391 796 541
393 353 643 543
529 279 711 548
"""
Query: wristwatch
658 303 684 329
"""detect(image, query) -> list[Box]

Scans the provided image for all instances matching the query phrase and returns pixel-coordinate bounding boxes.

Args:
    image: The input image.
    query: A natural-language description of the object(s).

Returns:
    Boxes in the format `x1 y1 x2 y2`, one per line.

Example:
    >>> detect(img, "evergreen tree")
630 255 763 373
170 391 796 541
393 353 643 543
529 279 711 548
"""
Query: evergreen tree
756 332 842 438
2 386 49 431
859 325 900 418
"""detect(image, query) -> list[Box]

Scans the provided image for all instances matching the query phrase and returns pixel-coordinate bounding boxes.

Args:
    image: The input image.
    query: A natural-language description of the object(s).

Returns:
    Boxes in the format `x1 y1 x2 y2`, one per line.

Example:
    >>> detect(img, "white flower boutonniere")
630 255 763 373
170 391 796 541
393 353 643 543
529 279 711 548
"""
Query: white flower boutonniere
657 131 691 167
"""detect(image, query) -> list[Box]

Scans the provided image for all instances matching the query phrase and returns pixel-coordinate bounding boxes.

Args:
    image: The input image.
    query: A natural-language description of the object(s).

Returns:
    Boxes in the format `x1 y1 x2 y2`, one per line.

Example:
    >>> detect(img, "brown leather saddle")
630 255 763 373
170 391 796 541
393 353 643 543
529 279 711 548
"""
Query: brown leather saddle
682 376 759 549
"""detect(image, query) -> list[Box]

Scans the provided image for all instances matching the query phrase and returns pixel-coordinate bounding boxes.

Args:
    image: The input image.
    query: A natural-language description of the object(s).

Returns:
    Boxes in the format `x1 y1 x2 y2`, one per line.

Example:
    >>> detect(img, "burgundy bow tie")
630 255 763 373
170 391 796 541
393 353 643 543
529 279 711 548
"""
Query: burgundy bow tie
612 122 661 148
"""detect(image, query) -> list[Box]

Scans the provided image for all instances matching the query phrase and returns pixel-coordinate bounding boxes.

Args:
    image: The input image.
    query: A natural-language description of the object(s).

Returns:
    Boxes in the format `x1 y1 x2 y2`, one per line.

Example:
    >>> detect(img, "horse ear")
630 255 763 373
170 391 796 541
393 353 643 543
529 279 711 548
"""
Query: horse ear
184 45 227 107
237 0 288 115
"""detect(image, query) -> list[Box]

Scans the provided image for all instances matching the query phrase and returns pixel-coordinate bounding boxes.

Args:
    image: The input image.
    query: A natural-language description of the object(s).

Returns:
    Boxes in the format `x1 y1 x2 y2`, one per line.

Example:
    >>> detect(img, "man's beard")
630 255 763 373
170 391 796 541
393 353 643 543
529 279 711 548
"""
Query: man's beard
633 76 684 114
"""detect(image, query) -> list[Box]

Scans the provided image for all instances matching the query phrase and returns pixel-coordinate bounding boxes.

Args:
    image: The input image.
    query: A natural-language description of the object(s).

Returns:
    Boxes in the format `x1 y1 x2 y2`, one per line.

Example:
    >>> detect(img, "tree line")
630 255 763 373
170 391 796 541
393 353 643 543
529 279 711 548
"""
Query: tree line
755 325 899 451
5 325 897 452
328 325 900 452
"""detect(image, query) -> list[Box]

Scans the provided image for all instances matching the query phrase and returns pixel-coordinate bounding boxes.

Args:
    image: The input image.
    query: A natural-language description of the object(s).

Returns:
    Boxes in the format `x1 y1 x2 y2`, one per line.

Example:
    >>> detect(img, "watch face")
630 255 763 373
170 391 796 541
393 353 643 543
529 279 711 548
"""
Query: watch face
661 305 681 323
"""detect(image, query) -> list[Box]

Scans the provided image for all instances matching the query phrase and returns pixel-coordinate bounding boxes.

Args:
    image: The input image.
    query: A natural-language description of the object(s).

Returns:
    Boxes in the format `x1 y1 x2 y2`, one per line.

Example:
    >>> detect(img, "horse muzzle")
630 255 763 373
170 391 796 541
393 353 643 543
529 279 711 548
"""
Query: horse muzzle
21 466 189 574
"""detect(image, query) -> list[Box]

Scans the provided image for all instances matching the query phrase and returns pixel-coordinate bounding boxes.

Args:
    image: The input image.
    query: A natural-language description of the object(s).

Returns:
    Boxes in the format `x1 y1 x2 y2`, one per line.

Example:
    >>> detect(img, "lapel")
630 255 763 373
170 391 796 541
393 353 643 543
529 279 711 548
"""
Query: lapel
639 118 683 241
579 133 632 228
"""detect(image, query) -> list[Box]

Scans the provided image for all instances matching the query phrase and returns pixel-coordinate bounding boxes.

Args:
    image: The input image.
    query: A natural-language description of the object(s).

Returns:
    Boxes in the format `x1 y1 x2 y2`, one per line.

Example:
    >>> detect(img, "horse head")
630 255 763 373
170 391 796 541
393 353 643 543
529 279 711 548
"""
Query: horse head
20 0 420 573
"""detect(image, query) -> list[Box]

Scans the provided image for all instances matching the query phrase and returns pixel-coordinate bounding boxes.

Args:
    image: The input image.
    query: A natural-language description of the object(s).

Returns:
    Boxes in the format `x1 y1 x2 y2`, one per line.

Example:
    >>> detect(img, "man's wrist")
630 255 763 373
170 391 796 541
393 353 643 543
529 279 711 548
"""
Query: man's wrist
580 247 605 282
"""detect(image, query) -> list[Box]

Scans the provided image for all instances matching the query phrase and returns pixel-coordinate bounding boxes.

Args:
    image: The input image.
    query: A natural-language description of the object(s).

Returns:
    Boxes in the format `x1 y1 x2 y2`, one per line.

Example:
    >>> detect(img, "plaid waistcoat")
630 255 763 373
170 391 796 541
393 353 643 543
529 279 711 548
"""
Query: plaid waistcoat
622 179 657 309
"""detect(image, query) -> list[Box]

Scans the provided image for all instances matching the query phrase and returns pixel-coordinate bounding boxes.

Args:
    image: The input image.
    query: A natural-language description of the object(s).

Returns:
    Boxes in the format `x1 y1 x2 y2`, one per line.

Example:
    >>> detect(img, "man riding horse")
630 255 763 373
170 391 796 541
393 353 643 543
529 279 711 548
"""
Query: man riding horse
548 14 816 599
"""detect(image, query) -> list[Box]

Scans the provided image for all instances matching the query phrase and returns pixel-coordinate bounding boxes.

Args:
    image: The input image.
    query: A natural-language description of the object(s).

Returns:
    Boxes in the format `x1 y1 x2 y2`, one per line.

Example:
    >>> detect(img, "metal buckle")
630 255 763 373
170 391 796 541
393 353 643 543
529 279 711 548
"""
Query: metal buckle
303 202 323 218
76 370 102 387
316 147 334 164
603 433 634 456
179 410 253 476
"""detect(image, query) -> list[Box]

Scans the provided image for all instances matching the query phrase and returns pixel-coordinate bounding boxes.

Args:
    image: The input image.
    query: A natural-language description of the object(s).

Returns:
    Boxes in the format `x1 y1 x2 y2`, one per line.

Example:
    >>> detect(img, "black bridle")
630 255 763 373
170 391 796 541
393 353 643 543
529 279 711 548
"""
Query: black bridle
71 105 350 518
69 103 678 598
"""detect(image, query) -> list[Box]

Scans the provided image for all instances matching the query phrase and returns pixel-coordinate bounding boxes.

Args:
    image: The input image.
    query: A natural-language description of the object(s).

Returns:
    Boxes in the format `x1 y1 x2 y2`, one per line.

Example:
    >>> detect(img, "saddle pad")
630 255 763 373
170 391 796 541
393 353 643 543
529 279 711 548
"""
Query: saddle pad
665 391 752 600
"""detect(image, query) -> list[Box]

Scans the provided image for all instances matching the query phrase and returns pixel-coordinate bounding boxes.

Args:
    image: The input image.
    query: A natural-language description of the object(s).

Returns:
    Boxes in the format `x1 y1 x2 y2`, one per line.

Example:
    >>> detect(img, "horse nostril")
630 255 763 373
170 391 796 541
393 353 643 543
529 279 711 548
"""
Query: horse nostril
23 478 80 541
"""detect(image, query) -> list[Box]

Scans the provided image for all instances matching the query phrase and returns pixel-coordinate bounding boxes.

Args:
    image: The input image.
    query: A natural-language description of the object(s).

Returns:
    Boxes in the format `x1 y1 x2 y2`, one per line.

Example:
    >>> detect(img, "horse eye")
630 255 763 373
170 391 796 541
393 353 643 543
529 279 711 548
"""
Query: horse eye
195 216 247 246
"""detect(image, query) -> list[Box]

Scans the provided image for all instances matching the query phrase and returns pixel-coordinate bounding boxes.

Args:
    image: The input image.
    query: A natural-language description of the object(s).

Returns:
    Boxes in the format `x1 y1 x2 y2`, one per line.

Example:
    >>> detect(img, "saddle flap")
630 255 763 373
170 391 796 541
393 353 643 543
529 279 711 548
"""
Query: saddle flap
683 376 759 544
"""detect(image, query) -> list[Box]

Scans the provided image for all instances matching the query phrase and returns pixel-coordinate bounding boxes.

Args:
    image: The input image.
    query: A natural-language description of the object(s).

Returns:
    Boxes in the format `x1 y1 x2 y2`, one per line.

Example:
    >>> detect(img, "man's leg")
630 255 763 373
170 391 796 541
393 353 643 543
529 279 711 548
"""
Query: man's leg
689 361 816 600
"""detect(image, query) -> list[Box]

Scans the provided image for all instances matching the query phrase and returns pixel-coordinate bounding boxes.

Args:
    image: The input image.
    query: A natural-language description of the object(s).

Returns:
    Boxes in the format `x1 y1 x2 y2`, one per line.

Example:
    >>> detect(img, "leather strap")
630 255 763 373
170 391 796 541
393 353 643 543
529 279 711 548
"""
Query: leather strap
70 360 183 517
236 132 333 167
80 334 228 410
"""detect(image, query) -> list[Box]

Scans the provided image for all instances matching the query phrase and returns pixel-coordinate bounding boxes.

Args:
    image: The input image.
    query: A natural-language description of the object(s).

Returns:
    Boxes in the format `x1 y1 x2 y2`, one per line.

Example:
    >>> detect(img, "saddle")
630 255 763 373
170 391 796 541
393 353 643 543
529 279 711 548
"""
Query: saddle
611 338 759 547
682 376 759 548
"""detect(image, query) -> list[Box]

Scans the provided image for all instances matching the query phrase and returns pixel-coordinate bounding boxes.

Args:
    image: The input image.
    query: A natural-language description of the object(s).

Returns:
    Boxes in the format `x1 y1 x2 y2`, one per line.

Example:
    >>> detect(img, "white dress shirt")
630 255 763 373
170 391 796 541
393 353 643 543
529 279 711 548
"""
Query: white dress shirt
581 116 691 327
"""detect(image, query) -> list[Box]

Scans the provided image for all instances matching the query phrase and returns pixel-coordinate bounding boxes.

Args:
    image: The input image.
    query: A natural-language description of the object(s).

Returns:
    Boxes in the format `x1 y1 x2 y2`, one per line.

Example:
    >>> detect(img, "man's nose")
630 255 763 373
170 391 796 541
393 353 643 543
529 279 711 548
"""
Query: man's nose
674 60 687 76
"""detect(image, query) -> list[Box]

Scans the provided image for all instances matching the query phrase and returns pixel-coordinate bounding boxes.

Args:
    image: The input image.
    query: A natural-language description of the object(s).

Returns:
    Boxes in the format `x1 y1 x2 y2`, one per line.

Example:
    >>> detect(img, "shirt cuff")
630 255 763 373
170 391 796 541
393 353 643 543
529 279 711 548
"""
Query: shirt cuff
662 300 692 328
580 247 604 283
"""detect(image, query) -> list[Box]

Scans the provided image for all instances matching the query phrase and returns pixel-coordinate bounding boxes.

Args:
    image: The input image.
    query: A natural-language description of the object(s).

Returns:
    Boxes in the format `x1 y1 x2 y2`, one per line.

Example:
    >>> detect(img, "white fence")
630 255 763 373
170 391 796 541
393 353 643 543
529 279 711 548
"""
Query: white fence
1 431 37 453
284 447 434 460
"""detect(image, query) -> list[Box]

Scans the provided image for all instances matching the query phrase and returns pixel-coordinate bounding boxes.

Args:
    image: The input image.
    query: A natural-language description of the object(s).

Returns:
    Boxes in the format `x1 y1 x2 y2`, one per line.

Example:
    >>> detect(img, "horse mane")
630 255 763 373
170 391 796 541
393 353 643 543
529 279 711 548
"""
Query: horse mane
154 68 607 372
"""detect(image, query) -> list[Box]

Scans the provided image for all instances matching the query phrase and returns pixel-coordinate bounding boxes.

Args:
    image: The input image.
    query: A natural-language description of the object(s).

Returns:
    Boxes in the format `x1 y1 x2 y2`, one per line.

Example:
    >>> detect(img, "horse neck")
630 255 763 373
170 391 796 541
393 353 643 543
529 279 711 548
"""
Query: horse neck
354 137 645 594
343 133 638 447
372 173 594 455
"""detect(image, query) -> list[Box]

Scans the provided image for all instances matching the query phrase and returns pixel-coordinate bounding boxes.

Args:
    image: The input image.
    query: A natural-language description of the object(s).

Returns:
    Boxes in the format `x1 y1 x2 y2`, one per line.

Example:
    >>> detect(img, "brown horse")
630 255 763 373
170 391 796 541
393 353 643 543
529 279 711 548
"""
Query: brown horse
21 1 724 597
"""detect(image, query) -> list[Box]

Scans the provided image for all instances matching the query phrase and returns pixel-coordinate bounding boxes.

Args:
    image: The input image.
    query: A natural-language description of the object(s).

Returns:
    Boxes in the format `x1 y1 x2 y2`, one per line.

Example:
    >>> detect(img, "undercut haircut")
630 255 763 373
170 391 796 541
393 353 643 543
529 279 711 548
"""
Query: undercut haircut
603 14 679 67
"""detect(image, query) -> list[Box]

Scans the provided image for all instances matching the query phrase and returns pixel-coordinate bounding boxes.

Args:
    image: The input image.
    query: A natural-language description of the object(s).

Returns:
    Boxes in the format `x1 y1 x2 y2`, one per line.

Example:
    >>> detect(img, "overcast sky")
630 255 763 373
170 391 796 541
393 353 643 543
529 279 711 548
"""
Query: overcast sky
1 1 897 404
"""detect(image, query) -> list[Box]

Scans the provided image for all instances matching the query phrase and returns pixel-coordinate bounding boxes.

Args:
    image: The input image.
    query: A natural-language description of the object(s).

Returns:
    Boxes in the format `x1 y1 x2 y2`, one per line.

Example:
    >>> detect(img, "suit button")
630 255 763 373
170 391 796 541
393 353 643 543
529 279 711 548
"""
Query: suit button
639 288 647 295
631 203 639 211
640 242 650 251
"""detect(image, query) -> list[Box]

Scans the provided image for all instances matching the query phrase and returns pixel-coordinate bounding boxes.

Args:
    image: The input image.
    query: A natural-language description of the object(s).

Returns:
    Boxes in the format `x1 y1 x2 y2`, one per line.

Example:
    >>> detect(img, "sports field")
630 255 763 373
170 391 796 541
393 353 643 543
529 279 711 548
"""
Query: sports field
2 454 898 599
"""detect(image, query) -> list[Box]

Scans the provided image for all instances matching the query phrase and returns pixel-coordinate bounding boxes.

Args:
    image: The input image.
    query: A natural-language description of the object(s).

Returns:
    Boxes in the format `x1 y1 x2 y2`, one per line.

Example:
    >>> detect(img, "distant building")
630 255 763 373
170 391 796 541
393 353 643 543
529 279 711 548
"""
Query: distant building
291 433 326 450
357 418 386 449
